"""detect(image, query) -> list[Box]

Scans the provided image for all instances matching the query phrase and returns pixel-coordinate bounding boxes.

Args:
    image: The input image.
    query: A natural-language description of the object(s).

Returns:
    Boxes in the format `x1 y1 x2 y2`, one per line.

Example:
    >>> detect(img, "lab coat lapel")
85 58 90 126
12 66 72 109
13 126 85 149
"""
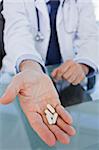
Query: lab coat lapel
57 0 78 32
57 0 77 61
57 0 69 26
63 0 78 32
35 0 50 29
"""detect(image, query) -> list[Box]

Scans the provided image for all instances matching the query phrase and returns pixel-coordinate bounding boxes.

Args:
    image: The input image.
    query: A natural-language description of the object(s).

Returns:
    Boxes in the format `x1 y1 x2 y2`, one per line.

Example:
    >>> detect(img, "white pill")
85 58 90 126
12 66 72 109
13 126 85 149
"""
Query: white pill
47 104 55 114
46 114 53 125
53 113 58 124
44 109 53 117
45 109 54 124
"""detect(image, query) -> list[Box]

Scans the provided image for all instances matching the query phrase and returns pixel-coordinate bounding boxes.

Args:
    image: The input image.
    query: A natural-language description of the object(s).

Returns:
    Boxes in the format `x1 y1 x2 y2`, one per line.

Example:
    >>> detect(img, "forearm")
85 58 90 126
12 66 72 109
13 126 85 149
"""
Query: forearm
20 60 43 73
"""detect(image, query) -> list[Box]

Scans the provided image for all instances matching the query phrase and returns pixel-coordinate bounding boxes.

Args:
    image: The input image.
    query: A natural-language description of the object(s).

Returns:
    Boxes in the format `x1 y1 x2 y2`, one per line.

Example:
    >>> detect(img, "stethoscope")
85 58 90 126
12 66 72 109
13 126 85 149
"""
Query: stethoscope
35 0 77 42
35 8 44 42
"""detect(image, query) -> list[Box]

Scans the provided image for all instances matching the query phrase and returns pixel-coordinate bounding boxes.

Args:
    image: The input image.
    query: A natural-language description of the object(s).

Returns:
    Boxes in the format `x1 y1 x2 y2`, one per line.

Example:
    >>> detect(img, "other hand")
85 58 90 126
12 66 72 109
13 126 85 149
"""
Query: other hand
51 60 89 85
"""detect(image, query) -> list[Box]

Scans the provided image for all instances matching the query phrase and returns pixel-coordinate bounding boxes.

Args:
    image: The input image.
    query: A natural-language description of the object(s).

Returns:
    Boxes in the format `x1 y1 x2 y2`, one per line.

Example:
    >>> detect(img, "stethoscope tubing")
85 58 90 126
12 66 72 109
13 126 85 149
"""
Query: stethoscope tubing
36 8 40 32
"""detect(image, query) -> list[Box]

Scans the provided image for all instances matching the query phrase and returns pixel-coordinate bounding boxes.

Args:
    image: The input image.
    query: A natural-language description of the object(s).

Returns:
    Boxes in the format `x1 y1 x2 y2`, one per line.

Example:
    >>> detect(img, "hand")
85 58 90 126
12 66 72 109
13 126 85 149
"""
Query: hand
51 60 89 85
0 62 76 146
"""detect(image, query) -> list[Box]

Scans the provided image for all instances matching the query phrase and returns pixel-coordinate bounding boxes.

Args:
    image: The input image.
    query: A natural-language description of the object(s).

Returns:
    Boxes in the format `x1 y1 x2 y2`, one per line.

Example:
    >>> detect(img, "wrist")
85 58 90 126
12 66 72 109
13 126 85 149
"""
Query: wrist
20 60 43 74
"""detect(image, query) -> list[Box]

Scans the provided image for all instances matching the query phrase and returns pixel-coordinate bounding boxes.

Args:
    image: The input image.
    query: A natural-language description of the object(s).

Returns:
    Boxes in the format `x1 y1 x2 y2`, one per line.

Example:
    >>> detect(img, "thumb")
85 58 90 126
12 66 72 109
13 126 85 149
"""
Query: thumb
0 75 21 105
51 67 62 80
51 68 59 78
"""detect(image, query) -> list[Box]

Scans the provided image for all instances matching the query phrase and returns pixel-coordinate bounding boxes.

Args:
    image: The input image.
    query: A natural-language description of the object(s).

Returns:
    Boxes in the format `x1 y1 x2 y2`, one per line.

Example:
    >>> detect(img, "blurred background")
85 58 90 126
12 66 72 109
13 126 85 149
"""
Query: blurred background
89 0 99 100
0 1 99 150
93 0 99 20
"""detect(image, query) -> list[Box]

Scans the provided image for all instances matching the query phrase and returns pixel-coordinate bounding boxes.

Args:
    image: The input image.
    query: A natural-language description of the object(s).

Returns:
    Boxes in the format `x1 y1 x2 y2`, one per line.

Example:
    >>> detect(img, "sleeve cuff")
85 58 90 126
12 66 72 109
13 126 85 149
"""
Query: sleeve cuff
15 54 46 73
74 58 99 77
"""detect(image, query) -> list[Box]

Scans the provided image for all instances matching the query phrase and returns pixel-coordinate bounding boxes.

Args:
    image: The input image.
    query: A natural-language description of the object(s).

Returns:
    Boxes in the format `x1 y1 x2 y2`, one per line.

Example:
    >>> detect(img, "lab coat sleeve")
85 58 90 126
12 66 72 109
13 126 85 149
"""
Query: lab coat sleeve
15 54 46 73
74 0 99 75
2 0 45 73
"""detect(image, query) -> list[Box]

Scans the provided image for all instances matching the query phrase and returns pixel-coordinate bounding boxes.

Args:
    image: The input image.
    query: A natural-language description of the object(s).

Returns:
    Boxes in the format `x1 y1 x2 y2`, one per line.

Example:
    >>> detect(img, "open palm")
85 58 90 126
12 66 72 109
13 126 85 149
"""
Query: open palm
0 70 76 146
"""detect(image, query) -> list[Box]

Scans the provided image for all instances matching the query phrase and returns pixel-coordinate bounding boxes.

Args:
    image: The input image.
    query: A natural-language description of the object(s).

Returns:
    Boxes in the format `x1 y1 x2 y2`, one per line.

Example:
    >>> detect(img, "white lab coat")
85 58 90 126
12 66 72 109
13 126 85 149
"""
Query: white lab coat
2 0 99 73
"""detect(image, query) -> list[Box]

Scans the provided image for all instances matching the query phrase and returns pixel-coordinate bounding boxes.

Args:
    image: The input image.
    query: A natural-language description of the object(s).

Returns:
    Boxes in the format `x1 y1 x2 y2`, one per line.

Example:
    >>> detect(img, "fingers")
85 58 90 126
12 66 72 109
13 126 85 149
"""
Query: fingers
28 112 56 146
62 67 76 81
42 114 70 144
26 104 75 146
62 69 78 84
51 68 59 79
0 75 21 104
62 66 85 85
49 125 70 144
71 73 85 85
56 105 73 125
42 112 73 145
51 60 73 80
56 117 76 136
51 60 86 85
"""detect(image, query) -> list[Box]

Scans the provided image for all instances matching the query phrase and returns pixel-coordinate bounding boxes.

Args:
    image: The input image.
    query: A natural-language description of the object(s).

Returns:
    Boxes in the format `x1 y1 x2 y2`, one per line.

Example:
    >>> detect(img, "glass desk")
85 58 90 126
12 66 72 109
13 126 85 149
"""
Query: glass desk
0 84 99 150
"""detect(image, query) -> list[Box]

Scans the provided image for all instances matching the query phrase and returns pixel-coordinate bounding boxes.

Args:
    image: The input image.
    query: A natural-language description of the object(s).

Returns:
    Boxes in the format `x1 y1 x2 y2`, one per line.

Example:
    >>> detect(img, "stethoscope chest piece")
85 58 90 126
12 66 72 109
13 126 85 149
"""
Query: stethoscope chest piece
35 31 44 42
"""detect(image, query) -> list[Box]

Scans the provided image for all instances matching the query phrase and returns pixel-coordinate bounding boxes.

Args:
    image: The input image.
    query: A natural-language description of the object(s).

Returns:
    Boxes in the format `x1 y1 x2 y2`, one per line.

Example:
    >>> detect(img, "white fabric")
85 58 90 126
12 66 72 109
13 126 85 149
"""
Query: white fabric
2 0 99 73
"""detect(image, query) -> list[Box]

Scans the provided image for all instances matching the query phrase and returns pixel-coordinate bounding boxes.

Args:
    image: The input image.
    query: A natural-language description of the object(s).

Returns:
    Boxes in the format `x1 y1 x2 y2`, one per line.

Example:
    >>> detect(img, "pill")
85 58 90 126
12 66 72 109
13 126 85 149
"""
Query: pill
44 109 53 117
47 104 55 114
45 114 53 125
45 109 55 124
53 113 58 124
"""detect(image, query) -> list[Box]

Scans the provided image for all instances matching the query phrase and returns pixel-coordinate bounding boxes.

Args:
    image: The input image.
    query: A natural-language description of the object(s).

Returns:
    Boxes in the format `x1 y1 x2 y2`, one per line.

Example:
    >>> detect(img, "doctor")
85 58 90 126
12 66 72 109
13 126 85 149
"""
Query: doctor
0 0 99 146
